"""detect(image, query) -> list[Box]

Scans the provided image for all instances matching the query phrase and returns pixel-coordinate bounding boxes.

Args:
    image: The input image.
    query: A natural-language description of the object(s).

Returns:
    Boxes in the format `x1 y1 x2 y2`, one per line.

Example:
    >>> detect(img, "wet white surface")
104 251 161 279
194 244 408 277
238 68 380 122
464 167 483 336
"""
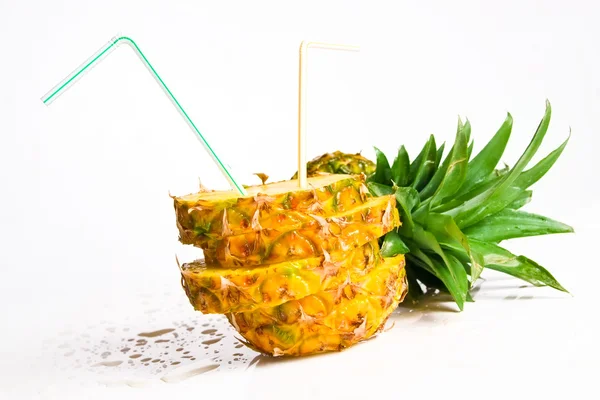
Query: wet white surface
1 268 598 399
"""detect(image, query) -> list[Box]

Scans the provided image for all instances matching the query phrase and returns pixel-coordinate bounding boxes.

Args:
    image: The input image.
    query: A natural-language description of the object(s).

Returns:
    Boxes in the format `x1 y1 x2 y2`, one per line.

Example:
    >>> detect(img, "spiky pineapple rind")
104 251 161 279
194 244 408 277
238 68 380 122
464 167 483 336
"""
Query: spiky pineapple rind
200 195 400 268
180 241 381 314
175 174 369 241
228 254 407 357
292 151 377 179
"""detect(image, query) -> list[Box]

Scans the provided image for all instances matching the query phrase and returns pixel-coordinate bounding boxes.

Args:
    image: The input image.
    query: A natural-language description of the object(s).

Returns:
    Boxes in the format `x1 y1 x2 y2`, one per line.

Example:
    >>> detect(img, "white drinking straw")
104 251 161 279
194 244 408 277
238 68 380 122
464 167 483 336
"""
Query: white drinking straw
297 41 360 188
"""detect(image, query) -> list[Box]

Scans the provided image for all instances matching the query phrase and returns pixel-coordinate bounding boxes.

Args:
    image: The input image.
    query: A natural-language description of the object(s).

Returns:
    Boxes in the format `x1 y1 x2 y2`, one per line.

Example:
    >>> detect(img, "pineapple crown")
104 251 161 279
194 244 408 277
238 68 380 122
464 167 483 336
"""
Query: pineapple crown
362 100 573 310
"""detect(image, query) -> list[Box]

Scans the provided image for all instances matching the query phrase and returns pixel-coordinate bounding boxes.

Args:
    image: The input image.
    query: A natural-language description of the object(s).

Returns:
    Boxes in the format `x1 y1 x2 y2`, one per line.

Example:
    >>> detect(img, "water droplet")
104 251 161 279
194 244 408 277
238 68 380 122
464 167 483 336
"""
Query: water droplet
202 337 222 345
138 329 175 338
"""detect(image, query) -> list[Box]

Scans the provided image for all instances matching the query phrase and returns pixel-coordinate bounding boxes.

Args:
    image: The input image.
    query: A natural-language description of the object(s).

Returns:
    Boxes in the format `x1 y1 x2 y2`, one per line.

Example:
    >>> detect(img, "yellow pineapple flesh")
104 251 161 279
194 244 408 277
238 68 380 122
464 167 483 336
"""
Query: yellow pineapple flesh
199 195 399 267
227 254 407 356
174 174 369 243
180 241 380 314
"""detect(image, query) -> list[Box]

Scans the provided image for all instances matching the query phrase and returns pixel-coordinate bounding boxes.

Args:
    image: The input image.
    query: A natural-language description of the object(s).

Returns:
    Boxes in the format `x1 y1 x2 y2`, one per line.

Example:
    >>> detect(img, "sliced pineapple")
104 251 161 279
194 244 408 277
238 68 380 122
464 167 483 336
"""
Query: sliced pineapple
174 174 370 242
200 195 399 267
228 254 407 356
180 241 380 314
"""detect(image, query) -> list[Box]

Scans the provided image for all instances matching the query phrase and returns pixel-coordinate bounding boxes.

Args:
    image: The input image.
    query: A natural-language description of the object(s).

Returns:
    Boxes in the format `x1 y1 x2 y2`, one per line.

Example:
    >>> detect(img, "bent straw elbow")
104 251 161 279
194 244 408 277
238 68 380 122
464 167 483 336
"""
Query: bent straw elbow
40 35 247 196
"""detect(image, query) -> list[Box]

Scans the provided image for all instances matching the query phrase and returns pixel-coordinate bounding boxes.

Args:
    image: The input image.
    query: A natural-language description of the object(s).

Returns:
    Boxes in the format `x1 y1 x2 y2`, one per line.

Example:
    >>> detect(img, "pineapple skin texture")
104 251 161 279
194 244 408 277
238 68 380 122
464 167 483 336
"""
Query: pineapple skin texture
200 196 399 267
228 254 407 357
180 241 380 314
174 175 369 242
292 151 377 179
174 175 406 357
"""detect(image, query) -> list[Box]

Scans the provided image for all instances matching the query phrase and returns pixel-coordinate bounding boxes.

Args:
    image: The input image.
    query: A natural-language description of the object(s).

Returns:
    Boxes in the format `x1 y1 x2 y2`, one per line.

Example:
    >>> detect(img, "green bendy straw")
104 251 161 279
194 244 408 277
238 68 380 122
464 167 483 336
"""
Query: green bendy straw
41 35 248 196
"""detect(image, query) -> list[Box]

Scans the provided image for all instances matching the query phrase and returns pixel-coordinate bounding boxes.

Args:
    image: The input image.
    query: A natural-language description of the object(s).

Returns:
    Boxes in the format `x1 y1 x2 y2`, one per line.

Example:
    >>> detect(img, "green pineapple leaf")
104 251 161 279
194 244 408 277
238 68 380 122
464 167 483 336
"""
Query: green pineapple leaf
468 239 568 292
451 101 552 228
454 185 525 229
462 209 574 243
422 212 485 283
435 143 446 170
391 145 410 186
450 124 567 228
433 169 505 213
381 231 410 257
430 120 470 208
467 139 474 159
496 100 552 191
507 190 532 210
411 135 438 191
394 187 420 236
412 225 449 265
463 118 472 142
366 181 394 197
369 147 392 185
407 244 468 310
514 133 570 190
459 113 513 195
419 142 455 200
408 139 428 184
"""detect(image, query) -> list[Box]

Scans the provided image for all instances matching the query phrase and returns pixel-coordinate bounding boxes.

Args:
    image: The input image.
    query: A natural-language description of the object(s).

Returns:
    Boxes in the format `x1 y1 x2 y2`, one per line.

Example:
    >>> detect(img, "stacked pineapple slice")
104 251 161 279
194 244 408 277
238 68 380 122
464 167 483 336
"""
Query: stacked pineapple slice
173 174 407 356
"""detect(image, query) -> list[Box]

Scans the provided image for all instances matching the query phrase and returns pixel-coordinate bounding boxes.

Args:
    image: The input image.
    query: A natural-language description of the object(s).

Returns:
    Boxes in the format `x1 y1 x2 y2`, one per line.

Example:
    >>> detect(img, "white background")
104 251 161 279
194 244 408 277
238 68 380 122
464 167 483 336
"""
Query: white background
1 0 599 399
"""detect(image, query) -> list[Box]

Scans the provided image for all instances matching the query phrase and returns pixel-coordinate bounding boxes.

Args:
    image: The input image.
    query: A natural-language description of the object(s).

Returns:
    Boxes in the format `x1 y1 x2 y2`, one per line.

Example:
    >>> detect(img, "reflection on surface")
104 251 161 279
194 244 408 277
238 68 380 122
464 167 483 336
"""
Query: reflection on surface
43 290 260 386
42 273 558 384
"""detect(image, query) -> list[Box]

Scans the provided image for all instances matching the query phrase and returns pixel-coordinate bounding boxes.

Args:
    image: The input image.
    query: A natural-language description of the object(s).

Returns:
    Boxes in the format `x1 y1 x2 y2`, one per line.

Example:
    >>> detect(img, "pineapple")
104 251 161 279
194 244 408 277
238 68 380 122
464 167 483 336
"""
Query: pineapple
297 101 573 309
291 151 376 179
199 195 399 267
174 175 399 356
174 174 370 242
173 100 572 357
180 240 380 314
228 254 407 356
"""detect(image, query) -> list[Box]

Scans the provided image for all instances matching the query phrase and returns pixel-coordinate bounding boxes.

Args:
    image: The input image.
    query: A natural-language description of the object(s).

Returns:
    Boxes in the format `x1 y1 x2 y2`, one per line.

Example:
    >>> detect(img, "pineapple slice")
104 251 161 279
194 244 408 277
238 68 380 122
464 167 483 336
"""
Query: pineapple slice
174 174 369 241
228 254 407 356
180 241 380 314
200 195 399 267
